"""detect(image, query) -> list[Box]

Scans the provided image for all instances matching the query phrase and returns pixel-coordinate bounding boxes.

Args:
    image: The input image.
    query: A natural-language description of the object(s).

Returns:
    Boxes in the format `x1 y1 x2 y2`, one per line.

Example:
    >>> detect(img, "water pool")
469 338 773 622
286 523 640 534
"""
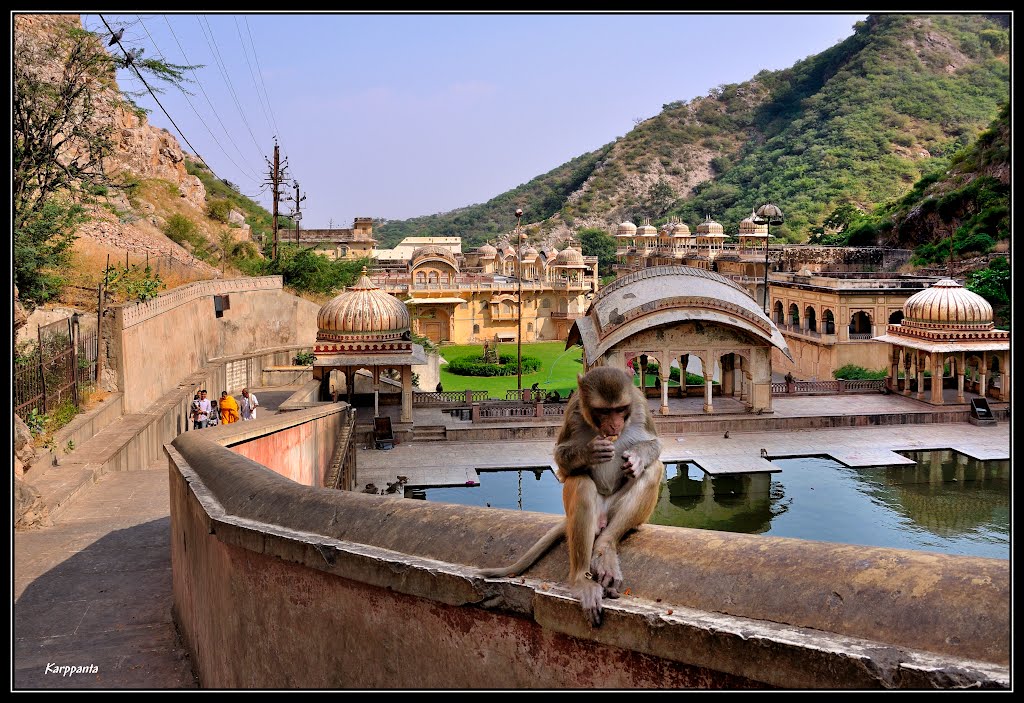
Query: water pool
410 450 1009 560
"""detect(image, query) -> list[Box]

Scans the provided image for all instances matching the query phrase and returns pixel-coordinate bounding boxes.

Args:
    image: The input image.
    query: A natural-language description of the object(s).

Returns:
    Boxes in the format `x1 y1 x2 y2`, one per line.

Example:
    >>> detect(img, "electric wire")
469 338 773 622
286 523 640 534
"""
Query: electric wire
98 14 215 177
137 15 263 184
196 15 265 155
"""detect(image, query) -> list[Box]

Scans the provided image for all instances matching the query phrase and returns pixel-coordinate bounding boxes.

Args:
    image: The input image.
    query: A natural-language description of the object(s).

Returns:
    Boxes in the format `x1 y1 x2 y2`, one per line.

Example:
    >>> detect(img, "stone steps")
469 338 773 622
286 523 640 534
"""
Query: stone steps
412 426 447 442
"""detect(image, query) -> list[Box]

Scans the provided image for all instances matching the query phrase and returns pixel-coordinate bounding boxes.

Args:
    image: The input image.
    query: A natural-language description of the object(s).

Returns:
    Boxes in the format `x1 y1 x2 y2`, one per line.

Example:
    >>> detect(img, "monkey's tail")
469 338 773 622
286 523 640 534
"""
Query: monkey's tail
476 522 566 578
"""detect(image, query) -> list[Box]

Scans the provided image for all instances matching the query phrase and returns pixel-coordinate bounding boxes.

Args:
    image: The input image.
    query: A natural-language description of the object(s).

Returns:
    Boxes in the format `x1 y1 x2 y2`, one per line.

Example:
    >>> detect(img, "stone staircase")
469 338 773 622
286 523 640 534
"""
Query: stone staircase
412 425 447 442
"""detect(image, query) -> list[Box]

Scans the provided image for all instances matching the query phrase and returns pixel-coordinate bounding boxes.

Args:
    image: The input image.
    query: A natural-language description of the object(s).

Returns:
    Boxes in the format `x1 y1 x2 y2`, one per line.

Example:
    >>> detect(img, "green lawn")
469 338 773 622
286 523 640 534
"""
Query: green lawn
437 342 584 399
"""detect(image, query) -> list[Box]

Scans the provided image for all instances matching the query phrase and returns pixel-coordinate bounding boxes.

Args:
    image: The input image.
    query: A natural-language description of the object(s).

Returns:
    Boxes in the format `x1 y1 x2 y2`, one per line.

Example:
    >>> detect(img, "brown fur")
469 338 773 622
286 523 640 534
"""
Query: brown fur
478 366 663 626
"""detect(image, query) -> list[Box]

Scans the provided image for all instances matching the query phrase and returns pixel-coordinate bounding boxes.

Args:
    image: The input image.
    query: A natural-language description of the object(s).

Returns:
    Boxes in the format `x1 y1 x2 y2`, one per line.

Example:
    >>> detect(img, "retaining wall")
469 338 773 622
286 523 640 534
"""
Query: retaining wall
167 429 1009 689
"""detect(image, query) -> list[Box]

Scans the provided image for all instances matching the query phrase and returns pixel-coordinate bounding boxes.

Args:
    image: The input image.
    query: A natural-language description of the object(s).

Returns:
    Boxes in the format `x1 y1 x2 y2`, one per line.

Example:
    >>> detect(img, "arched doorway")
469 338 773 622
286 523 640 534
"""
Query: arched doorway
823 310 835 334
789 303 800 328
849 311 872 338
805 306 817 332
774 301 784 325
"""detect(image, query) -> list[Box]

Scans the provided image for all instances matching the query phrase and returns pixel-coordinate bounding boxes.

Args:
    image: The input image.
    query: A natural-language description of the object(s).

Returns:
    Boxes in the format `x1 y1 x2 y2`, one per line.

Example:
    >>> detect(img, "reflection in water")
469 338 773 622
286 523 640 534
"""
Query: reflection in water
650 465 789 534
415 452 1008 560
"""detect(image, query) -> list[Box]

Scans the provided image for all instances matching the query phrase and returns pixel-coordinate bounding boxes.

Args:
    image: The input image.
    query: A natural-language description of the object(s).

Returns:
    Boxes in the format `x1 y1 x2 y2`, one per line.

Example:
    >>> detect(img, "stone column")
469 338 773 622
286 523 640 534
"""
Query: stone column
916 352 925 401
931 352 944 404
659 365 670 416
372 366 380 417
890 346 900 393
956 352 965 403
639 355 649 396
722 354 735 396
703 373 713 414
1001 350 1010 403
750 348 773 412
979 351 987 400
903 352 913 396
400 365 413 424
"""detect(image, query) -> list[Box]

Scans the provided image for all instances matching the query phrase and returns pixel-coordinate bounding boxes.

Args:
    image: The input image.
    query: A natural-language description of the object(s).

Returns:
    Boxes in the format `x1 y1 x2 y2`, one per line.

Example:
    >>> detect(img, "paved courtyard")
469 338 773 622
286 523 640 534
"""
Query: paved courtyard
13 389 1011 689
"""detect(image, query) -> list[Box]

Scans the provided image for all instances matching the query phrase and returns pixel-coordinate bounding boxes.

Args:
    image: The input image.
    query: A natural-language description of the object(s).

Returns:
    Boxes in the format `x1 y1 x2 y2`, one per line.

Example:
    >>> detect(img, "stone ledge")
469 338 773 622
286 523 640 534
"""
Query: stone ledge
167 432 1009 688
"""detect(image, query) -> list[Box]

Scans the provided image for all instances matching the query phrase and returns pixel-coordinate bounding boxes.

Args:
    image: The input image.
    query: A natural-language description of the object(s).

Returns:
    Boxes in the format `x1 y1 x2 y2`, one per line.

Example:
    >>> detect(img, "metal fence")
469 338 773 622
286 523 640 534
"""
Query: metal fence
14 316 97 418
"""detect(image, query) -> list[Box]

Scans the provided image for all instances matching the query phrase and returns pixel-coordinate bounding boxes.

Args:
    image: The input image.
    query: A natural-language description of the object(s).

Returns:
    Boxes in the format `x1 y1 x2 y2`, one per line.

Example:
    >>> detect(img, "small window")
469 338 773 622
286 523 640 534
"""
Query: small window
473 324 480 334
214 295 230 318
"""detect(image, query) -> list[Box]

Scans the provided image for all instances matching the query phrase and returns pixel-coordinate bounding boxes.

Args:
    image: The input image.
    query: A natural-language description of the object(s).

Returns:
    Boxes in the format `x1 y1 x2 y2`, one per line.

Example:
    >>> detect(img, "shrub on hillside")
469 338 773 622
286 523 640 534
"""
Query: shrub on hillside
207 198 232 223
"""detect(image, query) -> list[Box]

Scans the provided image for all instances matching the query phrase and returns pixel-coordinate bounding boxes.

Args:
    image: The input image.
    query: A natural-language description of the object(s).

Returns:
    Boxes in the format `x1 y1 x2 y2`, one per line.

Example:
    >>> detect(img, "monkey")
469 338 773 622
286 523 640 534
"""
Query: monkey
761 448 769 458
477 366 663 626
724 430 730 439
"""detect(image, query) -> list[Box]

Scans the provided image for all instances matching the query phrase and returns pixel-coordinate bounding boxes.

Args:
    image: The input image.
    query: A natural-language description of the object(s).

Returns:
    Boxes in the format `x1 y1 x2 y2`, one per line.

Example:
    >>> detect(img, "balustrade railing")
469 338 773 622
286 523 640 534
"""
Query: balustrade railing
412 390 489 406
772 378 886 396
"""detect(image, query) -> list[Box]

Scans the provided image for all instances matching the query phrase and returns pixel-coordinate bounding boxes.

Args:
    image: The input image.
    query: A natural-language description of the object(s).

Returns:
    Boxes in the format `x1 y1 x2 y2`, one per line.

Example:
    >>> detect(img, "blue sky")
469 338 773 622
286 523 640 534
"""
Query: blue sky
82 12 866 228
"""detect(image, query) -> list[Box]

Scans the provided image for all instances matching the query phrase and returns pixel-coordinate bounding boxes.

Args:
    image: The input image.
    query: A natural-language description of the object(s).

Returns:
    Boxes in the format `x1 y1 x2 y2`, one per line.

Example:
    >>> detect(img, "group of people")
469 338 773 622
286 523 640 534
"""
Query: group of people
191 388 259 429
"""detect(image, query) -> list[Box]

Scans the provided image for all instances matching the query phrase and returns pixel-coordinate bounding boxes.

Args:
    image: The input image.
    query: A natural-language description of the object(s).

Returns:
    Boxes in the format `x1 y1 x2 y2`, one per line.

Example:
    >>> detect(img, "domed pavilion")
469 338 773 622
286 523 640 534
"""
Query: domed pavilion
872 278 1009 404
567 265 791 415
313 268 427 422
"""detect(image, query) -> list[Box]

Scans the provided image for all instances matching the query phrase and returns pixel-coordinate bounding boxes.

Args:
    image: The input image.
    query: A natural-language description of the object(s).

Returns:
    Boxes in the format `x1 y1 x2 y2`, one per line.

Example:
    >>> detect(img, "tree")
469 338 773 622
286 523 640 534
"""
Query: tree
966 257 1009 307
577 228 617 278
13 24 116 230
13 21 196 306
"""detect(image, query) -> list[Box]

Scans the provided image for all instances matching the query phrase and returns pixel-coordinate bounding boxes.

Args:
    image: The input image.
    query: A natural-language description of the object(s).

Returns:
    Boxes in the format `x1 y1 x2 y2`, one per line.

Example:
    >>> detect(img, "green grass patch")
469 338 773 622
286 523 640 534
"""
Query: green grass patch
438 342 584 398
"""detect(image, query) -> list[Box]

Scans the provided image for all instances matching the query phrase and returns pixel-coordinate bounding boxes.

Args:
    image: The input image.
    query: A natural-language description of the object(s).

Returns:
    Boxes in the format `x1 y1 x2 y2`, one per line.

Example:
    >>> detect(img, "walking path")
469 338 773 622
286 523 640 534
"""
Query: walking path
13 389 1011 689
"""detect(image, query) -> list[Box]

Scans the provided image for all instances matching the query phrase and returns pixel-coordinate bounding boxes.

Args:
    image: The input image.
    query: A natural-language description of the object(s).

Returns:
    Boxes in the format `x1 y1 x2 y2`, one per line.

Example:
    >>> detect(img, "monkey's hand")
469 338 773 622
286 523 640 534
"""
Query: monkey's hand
588 435 615 466
621 449 643 478
621 439 661 478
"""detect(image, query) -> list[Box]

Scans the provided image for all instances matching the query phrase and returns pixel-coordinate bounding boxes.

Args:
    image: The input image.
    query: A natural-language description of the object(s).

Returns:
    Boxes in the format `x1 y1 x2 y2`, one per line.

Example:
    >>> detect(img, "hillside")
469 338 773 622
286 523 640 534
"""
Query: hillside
863 102 1009 256
376 13 1009 250
13 14 273 313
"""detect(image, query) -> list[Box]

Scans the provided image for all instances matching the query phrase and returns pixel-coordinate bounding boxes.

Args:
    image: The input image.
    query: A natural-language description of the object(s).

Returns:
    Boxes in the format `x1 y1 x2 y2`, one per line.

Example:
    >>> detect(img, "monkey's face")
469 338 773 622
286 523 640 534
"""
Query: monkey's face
588 402 631 438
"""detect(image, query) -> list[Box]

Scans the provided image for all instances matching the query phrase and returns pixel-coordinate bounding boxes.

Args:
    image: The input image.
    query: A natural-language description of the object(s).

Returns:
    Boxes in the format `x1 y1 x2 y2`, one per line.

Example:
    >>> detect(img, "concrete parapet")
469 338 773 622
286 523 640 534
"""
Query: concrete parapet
167 431 1009 689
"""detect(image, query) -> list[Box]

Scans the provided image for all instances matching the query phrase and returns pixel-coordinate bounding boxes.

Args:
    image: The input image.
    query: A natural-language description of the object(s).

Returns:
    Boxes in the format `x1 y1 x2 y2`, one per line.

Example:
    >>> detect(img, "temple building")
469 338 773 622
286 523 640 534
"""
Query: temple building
371 238 599 345
568 266 791 415
283 217 377 260
768 267 943 380
312 268 426 424
872 278 1010 404
612 215 947 380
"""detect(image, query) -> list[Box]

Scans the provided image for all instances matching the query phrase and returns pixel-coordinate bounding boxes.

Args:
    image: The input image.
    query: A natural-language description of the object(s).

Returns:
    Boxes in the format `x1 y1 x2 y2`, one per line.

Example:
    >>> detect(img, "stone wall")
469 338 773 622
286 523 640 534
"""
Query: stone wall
780 246 913 273
167 431 1009 689
112 277 321 413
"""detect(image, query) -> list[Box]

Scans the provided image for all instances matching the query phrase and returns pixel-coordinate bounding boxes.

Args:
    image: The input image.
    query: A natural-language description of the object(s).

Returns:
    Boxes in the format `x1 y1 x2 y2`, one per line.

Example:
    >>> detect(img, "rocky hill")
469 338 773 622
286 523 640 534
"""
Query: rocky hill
375 13 1009 250
14 14 268 315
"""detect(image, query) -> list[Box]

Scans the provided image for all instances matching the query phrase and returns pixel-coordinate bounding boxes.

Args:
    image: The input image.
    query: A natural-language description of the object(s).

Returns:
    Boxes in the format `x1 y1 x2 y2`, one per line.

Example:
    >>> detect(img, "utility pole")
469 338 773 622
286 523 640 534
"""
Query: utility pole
292 181 306 246
264 141 289 261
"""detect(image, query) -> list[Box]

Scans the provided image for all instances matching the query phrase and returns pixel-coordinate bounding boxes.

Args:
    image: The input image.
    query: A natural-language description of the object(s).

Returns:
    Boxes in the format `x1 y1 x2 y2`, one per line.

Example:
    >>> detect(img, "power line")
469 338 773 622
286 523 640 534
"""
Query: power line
243 16 284 145
98 14 216 179
196 15 265 155
152 15 266 184
234 16 274 138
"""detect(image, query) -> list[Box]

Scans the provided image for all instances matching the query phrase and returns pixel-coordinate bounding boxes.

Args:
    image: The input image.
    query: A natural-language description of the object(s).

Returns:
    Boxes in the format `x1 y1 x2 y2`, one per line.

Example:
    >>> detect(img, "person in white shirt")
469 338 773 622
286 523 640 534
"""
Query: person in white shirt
193 390 212 428
240 388 259 421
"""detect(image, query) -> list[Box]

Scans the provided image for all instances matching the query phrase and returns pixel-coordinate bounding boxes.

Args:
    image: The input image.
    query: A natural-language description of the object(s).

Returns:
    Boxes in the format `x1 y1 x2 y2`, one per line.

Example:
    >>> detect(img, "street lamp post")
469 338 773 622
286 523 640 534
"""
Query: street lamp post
515 208 525 395
754 203 784 315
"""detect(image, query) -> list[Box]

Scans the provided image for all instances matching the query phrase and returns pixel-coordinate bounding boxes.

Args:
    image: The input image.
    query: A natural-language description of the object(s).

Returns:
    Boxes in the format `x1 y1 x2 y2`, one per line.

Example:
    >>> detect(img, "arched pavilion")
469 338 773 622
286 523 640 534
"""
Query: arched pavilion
872 278 1010 404
567 266 791 414
312 268 426 423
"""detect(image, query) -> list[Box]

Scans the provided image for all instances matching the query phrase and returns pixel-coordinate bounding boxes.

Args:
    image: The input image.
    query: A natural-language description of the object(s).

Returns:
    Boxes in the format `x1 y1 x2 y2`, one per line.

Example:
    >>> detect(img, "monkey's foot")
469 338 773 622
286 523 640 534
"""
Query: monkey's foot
590 546 623 597
573 580 605 627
